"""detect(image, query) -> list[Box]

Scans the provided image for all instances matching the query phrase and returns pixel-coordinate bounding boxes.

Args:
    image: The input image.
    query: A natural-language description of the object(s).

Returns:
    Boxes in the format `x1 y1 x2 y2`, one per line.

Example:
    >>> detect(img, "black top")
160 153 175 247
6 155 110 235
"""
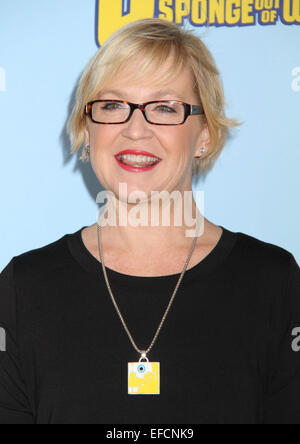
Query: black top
0 225 300 424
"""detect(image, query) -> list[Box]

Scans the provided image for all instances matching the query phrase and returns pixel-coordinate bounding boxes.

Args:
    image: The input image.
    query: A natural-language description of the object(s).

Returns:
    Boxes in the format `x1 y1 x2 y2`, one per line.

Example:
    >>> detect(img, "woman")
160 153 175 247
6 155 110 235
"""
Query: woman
0 18 299 425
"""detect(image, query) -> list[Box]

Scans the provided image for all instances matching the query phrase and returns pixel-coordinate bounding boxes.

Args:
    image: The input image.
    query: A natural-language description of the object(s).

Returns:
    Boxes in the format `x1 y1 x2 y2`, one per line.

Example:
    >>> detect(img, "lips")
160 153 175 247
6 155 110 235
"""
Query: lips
114 149 162 173
116 150 162 160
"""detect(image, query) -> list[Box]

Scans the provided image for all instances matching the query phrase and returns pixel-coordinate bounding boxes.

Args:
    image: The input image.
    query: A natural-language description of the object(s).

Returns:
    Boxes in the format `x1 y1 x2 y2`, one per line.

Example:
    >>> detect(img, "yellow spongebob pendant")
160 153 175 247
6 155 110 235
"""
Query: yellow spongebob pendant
128 352 160 395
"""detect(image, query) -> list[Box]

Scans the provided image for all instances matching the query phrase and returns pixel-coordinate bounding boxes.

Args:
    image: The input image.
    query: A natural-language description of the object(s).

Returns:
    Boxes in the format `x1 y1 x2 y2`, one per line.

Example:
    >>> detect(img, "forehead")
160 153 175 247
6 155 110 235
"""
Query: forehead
97 58 196 101
98 87 188 102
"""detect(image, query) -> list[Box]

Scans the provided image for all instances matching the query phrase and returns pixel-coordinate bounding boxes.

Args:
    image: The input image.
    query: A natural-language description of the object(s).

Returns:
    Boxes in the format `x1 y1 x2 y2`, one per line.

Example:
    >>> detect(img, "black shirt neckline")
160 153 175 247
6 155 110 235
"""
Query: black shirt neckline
67 225 238 283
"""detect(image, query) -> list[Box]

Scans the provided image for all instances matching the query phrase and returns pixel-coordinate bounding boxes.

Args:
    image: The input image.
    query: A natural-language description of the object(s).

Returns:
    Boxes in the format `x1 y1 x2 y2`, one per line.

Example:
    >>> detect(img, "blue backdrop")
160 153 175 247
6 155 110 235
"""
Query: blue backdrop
0 0 299 271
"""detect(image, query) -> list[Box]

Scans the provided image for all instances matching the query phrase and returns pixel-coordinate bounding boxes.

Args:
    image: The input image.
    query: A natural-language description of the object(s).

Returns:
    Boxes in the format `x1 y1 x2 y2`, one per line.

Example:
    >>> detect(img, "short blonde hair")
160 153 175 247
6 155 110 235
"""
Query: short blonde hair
67 18 242 176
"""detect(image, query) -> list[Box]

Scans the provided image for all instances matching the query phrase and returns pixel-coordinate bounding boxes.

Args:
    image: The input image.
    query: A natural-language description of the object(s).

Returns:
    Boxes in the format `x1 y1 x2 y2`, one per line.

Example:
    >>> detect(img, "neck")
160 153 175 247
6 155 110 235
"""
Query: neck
98 186 204 254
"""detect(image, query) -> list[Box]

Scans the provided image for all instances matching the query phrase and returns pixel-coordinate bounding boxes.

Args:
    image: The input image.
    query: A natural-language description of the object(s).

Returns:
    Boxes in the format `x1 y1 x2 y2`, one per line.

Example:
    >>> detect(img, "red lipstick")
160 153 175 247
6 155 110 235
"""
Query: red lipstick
114 149 162 173
116 149 162 159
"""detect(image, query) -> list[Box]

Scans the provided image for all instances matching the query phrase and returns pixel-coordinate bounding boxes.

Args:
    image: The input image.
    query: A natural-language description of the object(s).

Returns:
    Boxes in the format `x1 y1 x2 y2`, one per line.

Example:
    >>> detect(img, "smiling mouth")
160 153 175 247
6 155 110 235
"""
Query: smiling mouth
117 154 161 168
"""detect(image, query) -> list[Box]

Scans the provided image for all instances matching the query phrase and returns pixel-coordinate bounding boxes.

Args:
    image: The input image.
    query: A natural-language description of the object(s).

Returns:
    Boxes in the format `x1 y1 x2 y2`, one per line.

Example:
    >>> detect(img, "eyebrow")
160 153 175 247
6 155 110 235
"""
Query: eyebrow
98 88 186 101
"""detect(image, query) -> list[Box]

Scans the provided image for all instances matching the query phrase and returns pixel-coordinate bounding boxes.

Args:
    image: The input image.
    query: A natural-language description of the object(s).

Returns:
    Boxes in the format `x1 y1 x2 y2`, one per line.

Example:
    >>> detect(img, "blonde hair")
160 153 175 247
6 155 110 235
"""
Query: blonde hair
67 18 242 176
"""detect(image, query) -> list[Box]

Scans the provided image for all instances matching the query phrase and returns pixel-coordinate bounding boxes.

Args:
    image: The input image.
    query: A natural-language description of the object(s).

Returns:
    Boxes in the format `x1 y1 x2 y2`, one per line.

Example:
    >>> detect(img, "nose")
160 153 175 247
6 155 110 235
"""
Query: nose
121 106 152 139
128 106 147 123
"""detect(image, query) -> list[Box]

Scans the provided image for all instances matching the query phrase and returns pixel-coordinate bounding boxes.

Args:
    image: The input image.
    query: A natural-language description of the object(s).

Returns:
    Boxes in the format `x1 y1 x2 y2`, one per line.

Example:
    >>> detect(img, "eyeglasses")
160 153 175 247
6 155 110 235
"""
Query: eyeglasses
85 100 204 126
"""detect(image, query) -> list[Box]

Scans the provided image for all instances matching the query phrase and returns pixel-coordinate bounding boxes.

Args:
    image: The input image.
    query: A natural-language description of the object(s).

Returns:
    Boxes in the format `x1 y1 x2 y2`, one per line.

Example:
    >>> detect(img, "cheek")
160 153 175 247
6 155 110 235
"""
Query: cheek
89 125 194 164
89 125 117 147
89 129 104 147
159 128 193 158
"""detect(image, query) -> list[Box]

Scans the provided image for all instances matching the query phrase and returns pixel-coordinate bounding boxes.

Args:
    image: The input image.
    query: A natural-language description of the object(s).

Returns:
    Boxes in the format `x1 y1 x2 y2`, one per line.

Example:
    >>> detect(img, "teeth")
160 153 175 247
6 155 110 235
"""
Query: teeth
118 154 159 163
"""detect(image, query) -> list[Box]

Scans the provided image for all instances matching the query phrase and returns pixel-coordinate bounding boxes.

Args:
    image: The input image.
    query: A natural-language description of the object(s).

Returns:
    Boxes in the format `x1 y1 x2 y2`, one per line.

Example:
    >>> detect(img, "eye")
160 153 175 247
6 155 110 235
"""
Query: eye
137 364 146 373
155 104 177 113
102 102 122 110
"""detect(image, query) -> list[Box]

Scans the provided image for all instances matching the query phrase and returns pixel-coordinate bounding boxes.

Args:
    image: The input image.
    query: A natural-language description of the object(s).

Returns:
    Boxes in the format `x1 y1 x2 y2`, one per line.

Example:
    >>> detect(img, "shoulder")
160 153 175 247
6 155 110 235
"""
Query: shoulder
0 232 70 322
234 229 295 269
14 232 68 263
230 230 300 337
9 230 76 285
226 229 299 294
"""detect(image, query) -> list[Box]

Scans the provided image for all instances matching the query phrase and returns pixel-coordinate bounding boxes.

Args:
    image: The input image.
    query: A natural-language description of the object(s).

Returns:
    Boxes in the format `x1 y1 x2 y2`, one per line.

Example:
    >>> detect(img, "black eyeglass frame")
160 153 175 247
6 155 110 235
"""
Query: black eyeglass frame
84 99 205 126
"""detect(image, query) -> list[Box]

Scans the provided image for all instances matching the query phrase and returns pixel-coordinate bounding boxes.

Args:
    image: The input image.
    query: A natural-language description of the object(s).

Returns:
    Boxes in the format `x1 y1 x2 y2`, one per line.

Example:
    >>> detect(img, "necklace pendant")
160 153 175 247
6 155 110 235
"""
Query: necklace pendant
128 353 160 395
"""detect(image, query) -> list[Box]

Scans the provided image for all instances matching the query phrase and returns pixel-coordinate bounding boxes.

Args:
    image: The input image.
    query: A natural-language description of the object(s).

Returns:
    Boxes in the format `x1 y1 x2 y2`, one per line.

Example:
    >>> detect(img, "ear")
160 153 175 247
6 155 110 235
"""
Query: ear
194 123 210 158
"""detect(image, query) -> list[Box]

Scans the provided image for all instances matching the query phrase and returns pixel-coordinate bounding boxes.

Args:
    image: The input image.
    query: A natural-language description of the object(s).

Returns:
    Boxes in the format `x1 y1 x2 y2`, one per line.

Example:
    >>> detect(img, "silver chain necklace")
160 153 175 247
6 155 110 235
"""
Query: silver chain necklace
97 216 200 395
